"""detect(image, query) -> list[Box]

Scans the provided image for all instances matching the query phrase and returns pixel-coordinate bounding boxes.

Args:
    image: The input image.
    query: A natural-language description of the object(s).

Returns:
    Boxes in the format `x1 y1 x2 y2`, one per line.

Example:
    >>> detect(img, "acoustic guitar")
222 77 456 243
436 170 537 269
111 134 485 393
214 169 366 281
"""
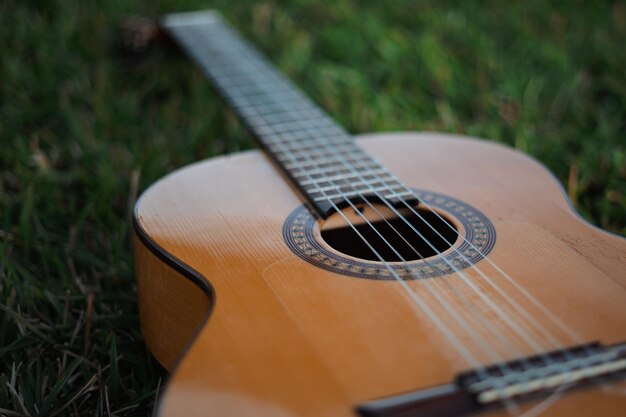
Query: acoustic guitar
132 10 626 417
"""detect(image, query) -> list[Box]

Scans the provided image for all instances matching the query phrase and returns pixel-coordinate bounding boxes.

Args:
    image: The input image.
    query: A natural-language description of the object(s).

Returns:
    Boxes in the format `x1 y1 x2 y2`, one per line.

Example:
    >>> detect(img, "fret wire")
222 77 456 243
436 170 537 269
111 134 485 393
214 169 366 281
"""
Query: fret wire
229 89 302 108
291 165 352 178
314 164 402 191
234 98 320 122
284 160 338 171
265 110 328 124
266 127 381 166
270 142 356 156
288 154 410 198
270 141 375 167
288 162 392 185
270 131 352 146
259 124 344 143
183 41 299 106
272 148 338 161
171 20 568 398
223 81 300 100
234 89 301 105
275 150 371 167
276 160 400 201
280 152 348 167
313 182 390 194
233 90 304 104
310 188 415 203
181 27 277 81
184 32 339 138
275 145 380 169
171 17 412 213
237 106 285 120
298 170 389 185
209 62 282 83
276 152 354 170
207 54 299 99
305 182 408 199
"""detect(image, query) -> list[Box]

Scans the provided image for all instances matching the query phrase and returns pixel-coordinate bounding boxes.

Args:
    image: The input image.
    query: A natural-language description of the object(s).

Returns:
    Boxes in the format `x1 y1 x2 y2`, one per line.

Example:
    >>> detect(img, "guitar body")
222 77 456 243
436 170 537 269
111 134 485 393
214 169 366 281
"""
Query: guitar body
134 132 626 417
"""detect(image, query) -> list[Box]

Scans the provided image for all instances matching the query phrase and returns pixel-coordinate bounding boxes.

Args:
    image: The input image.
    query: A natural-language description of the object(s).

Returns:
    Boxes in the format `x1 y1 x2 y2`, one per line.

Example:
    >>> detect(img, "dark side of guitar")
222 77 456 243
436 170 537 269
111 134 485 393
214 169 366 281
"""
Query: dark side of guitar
133 11 626 417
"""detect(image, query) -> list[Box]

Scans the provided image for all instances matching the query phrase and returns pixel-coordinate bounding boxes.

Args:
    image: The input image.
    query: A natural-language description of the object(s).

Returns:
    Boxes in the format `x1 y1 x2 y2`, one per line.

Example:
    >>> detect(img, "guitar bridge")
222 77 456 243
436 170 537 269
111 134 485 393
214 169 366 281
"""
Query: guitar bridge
358 343 626 417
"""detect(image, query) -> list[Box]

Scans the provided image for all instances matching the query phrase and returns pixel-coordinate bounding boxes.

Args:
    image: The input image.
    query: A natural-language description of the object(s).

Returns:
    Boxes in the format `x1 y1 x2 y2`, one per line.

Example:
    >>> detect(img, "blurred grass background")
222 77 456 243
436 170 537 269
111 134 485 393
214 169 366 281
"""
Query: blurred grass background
1 0 625 415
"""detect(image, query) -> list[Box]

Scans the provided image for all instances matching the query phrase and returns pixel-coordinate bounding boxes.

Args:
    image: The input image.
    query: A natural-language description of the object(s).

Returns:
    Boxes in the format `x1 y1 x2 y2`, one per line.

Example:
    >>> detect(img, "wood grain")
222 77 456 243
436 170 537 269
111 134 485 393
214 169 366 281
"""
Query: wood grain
133 233 210 370
134 132 626 417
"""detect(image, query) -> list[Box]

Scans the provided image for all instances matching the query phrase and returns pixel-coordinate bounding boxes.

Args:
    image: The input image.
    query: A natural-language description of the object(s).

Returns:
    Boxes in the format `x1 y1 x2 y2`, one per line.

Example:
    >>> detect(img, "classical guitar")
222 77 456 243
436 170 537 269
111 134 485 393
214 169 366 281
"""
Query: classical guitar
133 10 626 417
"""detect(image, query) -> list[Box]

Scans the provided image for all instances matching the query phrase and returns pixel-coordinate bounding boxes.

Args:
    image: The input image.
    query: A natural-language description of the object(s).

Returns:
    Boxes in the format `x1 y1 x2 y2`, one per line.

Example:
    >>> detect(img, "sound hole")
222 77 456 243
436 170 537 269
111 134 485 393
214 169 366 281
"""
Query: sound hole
320 206 458 262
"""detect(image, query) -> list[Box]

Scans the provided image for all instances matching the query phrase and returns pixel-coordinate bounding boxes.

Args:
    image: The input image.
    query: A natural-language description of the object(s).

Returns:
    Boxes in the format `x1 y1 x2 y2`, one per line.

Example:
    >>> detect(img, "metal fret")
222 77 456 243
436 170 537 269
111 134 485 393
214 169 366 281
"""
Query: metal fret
163 12 418 217
272 147 355 161
298 170 389 185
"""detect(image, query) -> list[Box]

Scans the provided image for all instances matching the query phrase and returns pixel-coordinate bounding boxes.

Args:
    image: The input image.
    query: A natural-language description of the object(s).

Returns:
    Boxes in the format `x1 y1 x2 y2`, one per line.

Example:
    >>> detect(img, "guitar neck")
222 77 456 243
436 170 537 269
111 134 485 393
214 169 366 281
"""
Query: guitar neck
162 11 417 218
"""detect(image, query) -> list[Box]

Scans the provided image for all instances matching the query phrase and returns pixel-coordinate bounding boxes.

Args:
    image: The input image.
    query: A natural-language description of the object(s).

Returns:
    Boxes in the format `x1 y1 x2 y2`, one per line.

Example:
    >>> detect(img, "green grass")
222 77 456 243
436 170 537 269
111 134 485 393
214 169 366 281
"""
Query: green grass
1 0 625 415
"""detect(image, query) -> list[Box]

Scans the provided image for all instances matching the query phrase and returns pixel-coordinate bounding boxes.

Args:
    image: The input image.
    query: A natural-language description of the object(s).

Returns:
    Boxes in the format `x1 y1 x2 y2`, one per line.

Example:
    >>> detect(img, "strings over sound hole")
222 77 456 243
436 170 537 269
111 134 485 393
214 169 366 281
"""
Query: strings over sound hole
320 206 458 262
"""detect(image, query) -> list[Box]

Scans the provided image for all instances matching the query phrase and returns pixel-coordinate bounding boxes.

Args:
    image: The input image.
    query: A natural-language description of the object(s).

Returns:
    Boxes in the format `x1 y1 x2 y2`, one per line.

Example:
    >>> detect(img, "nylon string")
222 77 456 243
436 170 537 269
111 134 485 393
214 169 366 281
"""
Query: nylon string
185 20 624 412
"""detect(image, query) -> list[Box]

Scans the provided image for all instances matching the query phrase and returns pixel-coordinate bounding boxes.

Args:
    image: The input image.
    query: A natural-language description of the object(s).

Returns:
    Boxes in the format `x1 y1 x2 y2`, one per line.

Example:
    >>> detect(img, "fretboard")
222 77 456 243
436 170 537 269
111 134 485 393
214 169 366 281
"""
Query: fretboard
163 11 417 218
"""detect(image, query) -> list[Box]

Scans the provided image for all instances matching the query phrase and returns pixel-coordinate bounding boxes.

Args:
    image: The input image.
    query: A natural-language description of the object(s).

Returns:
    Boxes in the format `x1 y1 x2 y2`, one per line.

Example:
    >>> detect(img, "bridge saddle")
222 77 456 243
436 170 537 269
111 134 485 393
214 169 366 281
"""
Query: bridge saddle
358 343 626 417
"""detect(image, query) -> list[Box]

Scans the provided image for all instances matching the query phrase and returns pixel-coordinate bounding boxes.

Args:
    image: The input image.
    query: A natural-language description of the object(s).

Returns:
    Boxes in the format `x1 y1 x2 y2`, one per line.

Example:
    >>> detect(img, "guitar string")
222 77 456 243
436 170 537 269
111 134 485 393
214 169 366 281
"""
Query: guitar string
358 200 528 360
188 15 624 406
348 135 626 393
335 195 571 417
196 25 556 358
261 118 586 416
384 163 613 368
189 19 596 354
265 106 570 366
267 129 571 416
327 177 584 417
254 113 580 414
320 149 616 393
296 127 626 394
281 105 625 396
201 38 544 354
394 187 624 378
292 124 622 389
309 130 562 355
289 123 612 384
231 42 614 379
166 17 620 412
326 197 522 415
194 18 626 404
179 19 619 398
264 129 524 413
337 200 582 417
224 32 620 394
255 108 565 400
182 23 533 408
350 145 617 371
285 130 575 382
271 137 517 364
189 21 570 381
